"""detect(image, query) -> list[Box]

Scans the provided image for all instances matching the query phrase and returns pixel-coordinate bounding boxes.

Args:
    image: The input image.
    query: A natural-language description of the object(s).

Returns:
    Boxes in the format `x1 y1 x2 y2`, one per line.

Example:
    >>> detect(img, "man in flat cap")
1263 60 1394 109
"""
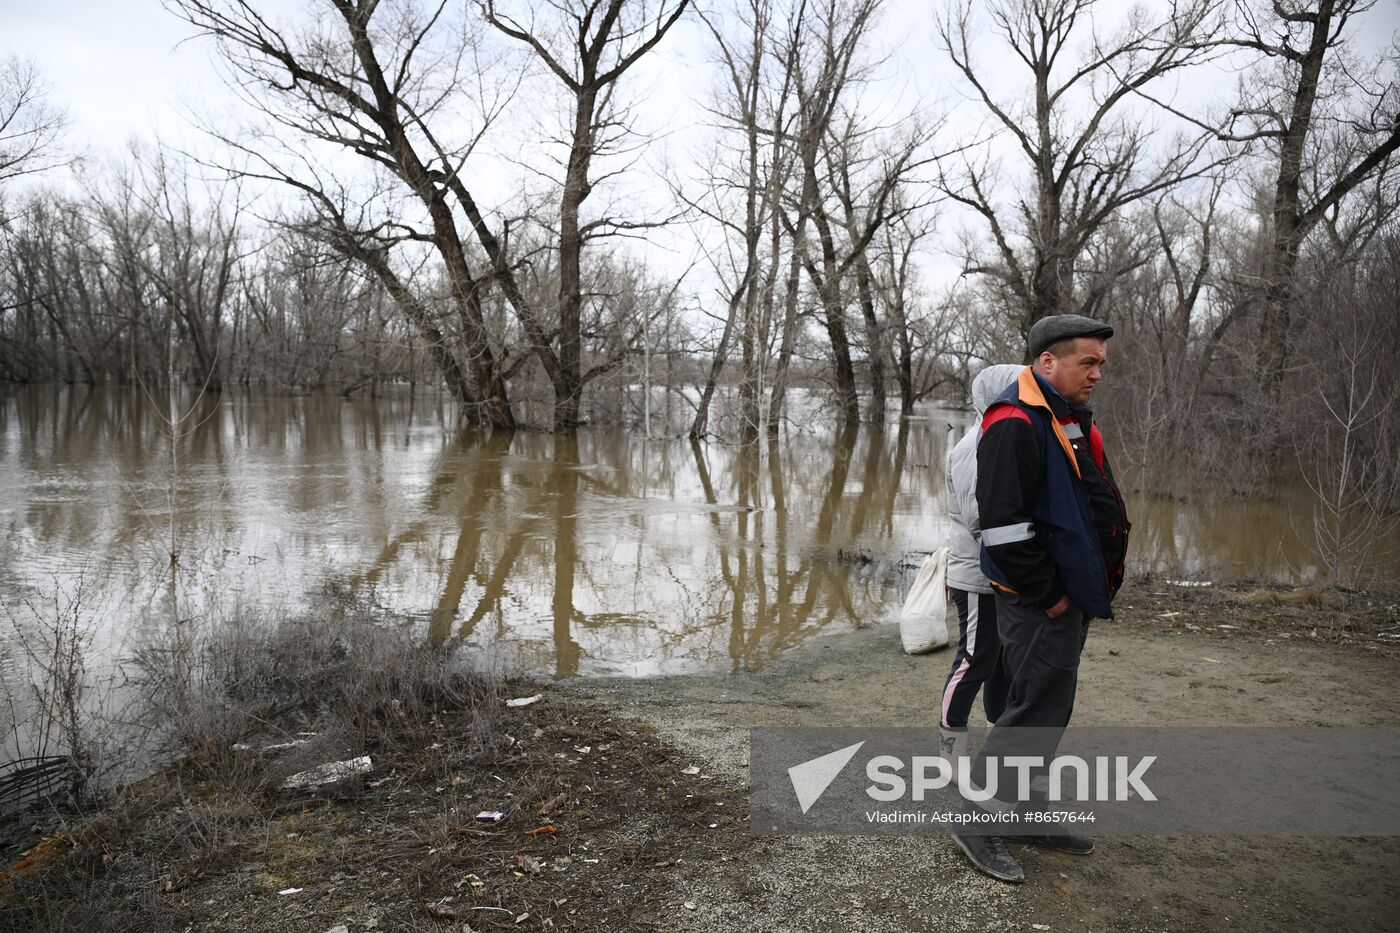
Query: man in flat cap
949 314 1131 883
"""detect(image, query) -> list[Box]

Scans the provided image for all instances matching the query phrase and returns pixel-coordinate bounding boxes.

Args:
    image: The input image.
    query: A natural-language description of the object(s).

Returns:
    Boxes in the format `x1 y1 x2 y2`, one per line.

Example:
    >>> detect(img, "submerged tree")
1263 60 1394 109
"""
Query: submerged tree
681 0 800 441
481 0 690 428
786 0 884 424
167 0 520 426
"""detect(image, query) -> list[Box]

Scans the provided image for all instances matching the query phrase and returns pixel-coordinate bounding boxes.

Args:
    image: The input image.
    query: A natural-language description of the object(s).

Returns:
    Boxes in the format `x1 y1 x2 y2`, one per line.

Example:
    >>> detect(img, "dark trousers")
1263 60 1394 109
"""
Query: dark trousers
970 593 1090 809
940 589 1008 730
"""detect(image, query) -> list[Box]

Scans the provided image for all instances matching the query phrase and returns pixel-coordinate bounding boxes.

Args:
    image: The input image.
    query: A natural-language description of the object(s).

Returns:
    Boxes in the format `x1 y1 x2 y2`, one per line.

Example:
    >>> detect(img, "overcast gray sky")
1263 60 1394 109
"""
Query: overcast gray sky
7 0 228 157
11 1 1395 157
6 0 1399 299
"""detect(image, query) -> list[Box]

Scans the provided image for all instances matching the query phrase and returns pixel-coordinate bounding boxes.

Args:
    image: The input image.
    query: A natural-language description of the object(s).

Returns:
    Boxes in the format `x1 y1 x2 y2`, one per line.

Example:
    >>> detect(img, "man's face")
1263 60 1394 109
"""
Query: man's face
1038 338 1108 405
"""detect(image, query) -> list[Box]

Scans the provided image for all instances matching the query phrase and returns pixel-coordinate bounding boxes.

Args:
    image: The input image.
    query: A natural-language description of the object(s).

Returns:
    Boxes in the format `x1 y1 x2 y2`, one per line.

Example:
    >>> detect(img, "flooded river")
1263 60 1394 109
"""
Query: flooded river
2 385 1395 685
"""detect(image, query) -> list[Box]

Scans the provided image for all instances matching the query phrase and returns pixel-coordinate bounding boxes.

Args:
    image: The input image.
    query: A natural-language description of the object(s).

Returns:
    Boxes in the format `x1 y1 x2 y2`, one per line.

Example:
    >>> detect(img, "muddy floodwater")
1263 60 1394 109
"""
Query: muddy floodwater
3 385 1397 683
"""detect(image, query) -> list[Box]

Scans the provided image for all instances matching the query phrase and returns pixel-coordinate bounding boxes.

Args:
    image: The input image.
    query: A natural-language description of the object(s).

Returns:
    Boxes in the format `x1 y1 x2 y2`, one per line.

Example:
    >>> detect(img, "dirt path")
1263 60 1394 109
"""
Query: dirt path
555 620 1400 932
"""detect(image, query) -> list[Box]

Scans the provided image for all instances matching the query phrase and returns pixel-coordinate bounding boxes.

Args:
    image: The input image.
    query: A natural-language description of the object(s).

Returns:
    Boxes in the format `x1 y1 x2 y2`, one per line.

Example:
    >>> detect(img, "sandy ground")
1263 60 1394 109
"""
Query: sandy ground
554 618 1400 933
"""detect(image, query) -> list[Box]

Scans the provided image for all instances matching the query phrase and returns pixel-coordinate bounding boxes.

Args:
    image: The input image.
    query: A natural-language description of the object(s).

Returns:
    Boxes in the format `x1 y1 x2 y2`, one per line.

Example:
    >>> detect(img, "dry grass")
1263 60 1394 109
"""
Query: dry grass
0 593 524 929
0 696 745 932
125 591 508 781
1233 585 1331 607
1114 577 1400 649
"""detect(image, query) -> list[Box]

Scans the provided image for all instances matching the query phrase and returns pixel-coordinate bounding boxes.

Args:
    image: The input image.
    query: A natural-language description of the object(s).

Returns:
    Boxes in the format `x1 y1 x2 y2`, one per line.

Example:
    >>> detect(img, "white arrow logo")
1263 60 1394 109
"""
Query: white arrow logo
788 741 865 814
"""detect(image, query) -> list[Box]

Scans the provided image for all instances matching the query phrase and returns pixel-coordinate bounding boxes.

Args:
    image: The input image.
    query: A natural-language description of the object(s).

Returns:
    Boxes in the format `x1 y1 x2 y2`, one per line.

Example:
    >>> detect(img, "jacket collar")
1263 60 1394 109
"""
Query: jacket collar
1015 366 1082 478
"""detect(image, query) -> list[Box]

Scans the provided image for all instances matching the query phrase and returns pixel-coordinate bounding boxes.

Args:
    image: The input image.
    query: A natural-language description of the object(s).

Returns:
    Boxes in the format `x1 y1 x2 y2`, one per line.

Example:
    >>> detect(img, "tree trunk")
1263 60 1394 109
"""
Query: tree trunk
555 89 597 429
691 286 745 440
1259 0 1333 394
739 307 759 444
693 46 764 441
854 250 884 423
811 204 859 423
343 10 514 428
894 288 914 417
767 213 808 437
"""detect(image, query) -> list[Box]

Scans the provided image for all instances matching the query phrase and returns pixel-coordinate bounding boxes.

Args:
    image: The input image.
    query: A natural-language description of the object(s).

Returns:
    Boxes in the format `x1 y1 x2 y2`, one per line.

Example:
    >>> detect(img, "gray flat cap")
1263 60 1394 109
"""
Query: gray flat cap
1028 314 1114 358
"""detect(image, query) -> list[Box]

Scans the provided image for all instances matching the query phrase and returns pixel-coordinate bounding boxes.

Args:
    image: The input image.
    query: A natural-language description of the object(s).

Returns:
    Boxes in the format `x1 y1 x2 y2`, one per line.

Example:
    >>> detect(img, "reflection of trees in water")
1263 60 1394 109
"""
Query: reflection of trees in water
346 418 928 675
680 421 910 671
427 430 513 645
12 388 235 586
549 432 582 679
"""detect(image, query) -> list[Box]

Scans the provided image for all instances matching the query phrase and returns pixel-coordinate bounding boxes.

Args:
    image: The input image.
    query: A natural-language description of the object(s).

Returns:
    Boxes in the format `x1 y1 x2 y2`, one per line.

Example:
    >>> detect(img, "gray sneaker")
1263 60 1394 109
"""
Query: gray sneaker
1007 833 1095 855
951 832 1025 883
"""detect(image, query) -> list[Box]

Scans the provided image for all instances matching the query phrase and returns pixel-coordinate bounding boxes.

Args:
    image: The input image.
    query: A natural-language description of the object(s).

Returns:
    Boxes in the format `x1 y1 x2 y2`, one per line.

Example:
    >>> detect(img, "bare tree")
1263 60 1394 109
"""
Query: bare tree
0 56 69 348
762 0 817 437
1090 182 1227 482
135 152 246 392
92 168 163 387
1297 314 1400 587
2 196 101 383
681 0 800 441
937 0 1229 348
1219 0 1400 395
872 203 947 416
236 230 378 391
167 0 519 426
481 0 689 427
822 112 934 421
785 0 883 423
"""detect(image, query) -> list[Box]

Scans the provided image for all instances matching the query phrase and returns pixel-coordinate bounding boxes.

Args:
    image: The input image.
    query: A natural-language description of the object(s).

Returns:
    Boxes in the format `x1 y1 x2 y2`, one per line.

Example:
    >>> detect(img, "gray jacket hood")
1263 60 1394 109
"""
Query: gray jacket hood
972 364 1024 416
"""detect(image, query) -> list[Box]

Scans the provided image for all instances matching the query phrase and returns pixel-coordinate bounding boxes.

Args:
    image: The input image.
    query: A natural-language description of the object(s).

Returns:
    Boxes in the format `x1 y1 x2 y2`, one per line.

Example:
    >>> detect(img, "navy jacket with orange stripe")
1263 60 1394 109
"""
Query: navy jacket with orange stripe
975 367 1130 619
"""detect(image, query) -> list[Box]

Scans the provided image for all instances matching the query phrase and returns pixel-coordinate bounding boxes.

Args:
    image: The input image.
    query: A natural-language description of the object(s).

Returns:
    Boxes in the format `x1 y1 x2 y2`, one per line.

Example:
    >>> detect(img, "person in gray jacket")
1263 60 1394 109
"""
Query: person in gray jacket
940 364 1023 761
